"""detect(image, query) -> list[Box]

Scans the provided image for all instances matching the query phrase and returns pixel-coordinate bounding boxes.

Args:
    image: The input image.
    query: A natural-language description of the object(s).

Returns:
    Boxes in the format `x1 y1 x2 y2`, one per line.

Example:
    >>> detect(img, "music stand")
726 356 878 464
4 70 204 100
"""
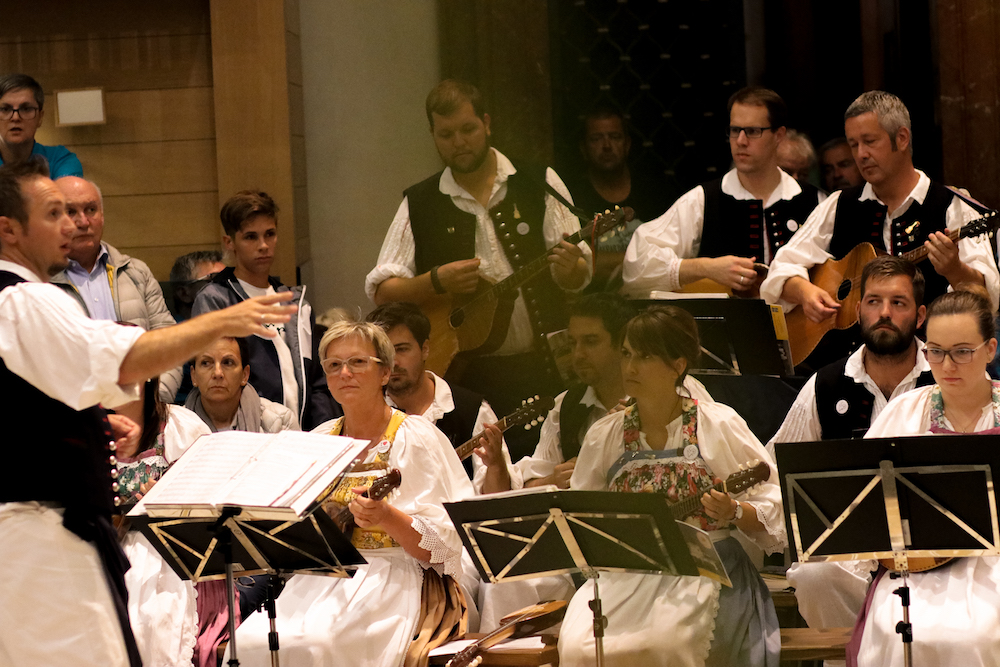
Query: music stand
445 489 730 667
131 506 364 666
635 297 792 377
775 435 1000 667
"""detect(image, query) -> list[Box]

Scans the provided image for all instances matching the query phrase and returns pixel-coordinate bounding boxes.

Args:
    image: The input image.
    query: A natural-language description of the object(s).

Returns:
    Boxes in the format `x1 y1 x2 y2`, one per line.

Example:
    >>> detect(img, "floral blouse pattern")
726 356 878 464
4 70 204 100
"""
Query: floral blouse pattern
116 426 169 508
608 397 726 532
929 381 1000 432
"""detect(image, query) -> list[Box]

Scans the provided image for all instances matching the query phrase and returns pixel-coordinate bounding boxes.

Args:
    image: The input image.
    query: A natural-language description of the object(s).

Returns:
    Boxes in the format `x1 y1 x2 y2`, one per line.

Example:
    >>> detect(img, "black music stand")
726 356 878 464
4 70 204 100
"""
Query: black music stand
445 489 730 667
636 297 792 377
131 507 364 666
775 435 1000 667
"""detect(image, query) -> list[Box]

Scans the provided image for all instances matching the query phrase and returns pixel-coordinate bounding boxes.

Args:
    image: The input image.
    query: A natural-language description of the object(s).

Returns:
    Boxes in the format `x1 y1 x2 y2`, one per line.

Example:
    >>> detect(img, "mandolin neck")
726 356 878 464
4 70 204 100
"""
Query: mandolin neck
670 480 727 520
488 226 589 300
454 415 514 461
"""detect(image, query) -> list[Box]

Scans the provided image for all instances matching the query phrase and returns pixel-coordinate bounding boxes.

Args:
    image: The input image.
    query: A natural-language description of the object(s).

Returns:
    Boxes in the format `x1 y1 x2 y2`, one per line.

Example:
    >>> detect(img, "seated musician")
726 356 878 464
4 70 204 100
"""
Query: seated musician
560 306 785 667
366 301 521 494
847 285 1000 666
622 86 822 297
184 336 299 433
767 256 933 649
365 79 590 440
760 91 1000 367
232 320 476 667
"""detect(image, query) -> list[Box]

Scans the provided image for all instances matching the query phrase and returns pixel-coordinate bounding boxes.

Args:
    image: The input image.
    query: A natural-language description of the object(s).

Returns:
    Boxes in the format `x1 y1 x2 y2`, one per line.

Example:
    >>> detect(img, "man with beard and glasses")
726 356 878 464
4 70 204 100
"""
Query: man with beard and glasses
366 80 590 457
766 255 934 663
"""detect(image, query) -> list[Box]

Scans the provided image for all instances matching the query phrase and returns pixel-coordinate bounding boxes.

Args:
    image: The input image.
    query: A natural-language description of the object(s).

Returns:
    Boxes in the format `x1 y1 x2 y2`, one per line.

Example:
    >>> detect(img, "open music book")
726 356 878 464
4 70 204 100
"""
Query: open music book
129 430 369 521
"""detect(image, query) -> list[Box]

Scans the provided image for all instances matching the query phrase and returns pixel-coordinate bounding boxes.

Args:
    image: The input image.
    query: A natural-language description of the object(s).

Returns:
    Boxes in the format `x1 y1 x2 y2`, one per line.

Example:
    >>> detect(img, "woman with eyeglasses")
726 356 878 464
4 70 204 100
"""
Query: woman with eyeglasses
559 306 785 667
851 284 1000 666
231 319 475 667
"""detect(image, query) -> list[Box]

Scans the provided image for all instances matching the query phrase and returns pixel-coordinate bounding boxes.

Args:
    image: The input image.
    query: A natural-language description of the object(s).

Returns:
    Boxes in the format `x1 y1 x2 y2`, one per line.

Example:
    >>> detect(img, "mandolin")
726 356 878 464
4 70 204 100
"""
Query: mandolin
453 396 554 462
424 207 635 376
784 212 1000 366
445 600 567 667
877 555 953 574
669 460 770 521
330 468 402 535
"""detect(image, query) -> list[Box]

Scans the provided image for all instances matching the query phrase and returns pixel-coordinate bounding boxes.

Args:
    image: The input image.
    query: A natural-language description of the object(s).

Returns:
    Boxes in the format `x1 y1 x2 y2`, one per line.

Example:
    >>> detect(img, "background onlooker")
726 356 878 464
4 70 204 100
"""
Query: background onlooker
0 74 82 178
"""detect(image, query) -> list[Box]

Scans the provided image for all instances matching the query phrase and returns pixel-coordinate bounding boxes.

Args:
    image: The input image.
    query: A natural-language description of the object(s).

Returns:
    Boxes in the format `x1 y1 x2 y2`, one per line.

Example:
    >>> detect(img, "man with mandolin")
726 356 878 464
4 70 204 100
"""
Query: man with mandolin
366 80 592 450
761 91 1000 368
622 86 823 297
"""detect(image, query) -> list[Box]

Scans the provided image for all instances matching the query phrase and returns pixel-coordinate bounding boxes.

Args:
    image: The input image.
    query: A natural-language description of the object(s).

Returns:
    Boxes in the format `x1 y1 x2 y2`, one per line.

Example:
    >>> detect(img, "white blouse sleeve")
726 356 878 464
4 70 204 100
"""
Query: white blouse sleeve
697 402 786 554
765 374 822 459
364 197 418 301
543 168 593 289
569 411 626 491
622 186 706 296
162 404 212 463
0 281 144 409
515 391 568 483
389 415 477 578
864 386 934 438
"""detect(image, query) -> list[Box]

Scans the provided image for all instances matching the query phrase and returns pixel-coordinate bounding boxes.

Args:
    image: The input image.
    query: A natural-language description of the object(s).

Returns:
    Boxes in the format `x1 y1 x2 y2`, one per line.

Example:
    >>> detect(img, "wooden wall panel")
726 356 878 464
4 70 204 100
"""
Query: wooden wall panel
0 0 218 281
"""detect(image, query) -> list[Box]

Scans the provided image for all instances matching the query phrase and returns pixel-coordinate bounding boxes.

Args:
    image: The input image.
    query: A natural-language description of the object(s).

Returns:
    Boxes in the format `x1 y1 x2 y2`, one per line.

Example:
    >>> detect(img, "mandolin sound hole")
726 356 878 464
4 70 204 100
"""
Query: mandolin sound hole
837 280 852 301
449 309 465 328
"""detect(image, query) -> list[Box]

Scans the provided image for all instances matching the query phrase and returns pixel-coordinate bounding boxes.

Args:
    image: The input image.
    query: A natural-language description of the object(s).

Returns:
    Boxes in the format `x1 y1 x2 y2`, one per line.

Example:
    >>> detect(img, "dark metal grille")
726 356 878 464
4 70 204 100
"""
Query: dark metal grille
549 0 747 195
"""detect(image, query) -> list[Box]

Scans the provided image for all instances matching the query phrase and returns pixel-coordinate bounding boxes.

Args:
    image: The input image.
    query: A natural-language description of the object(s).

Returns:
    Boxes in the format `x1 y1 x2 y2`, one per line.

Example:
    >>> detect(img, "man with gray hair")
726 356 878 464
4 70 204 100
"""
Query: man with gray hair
777 128 817 186
818 136 863 193
761 90 999 366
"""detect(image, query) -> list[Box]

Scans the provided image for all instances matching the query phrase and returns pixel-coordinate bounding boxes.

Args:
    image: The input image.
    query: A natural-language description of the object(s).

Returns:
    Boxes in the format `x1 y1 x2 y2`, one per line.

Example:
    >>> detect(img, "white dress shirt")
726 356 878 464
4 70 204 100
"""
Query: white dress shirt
622 168 824 295
760 170 1000 311
366 148 591 356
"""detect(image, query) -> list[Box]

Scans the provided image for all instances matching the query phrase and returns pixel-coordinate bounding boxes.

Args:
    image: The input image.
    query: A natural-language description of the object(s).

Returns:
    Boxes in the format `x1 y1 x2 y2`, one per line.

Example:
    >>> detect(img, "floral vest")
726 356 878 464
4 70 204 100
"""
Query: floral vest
326 409 408 550
116 424 169 509
928 381 1000 434
607 397 727 532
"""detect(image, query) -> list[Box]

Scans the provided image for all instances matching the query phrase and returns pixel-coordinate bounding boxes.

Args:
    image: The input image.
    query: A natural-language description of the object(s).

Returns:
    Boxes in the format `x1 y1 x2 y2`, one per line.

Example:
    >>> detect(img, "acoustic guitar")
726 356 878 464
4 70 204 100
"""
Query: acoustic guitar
877 555 953 574
445 600 567 667
669 460 770 521
785 212 1000 366
675 262 770 299
424 207 635 376
453 396 554 463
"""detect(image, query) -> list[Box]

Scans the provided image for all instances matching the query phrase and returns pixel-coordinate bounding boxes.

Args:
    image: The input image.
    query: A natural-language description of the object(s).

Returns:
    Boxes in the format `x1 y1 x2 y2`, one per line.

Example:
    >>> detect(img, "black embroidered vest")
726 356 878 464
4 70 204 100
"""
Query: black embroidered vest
558 384 591 462
404 162 569 345
699 177 819 260
815 354 935 440
432 382 486 480
830 183 954 304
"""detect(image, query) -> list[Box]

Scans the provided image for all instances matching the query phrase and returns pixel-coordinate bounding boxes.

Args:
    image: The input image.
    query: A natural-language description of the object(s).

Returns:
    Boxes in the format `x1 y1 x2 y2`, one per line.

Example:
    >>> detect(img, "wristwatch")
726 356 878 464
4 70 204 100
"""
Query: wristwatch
732 501 744 522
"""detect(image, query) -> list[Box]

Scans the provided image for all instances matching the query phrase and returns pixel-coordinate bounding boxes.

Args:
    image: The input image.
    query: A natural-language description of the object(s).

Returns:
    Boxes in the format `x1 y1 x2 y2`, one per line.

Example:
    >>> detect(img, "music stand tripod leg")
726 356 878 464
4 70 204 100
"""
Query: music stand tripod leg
584 569 608 667
265 575 281 667
211 509 242 667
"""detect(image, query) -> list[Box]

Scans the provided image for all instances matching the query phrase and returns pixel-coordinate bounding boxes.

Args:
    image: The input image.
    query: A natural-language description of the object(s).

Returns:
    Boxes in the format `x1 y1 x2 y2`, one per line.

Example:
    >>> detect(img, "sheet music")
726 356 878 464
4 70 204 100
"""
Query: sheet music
133 431 368 517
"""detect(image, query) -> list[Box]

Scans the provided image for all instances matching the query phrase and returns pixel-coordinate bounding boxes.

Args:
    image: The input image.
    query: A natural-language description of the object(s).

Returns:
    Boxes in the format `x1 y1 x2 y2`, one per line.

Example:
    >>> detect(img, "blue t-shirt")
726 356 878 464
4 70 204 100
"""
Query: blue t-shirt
0 141 83 178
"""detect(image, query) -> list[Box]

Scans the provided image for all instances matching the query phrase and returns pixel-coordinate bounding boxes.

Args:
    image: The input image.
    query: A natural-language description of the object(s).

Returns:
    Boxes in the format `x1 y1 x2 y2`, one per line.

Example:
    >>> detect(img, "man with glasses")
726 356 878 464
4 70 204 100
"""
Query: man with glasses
0 73 83 178
766 256 934 662
622 86 823 296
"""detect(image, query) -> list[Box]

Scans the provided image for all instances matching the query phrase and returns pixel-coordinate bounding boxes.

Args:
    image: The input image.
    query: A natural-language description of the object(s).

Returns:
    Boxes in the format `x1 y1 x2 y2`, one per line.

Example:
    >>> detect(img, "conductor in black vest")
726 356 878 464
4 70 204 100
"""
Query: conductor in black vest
767 255 935 650
761 91 1000 324
622 86 823 296
0 159 297 666
366 80 591 454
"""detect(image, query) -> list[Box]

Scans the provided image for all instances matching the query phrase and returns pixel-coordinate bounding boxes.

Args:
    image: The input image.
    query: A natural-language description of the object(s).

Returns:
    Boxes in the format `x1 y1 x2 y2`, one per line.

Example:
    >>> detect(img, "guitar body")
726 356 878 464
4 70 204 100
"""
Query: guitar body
424 277 517 377
785 243 879 366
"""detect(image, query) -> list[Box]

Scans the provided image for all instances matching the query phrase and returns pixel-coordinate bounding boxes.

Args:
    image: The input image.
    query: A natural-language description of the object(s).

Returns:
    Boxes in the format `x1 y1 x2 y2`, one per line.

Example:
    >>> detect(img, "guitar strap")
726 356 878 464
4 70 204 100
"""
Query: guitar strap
945 186 997 216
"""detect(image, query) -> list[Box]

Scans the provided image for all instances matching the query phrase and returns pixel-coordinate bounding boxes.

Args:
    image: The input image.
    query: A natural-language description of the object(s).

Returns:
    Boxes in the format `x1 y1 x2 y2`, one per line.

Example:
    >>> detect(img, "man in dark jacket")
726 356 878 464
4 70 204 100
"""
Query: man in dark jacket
192 190 338 429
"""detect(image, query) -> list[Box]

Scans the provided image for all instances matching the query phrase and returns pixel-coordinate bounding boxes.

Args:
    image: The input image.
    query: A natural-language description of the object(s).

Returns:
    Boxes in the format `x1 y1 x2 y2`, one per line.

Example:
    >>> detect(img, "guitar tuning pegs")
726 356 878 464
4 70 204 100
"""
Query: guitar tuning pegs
530 419 538 427
524 424 531 430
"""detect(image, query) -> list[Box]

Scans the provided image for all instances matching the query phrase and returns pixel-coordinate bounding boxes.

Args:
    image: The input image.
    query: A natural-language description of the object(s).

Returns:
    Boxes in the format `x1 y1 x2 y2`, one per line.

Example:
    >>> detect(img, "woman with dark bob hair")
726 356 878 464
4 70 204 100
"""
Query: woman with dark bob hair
559 305 785 667
851 285 1000 666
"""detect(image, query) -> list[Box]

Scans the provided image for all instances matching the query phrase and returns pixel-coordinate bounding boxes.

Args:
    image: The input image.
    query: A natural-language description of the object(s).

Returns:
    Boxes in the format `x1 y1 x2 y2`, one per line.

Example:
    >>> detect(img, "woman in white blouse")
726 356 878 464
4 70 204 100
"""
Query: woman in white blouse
232 320 475 667
853 284 1000 666
559 306 785 667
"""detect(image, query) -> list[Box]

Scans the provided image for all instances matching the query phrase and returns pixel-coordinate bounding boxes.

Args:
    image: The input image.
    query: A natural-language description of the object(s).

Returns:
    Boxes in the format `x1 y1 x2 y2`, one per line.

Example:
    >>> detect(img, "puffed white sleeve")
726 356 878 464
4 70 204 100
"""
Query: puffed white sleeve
864 386 934 438
0 282 144 410
569 411 626 491
471 400 524 493
765 374 822 460
949 197 1000 310
759 191 842 310
389 415 477 578
514 391 568 483
622 185 705 296
697 402 786 554
162 404 212 463
543 168 593 290
364 197 418 301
